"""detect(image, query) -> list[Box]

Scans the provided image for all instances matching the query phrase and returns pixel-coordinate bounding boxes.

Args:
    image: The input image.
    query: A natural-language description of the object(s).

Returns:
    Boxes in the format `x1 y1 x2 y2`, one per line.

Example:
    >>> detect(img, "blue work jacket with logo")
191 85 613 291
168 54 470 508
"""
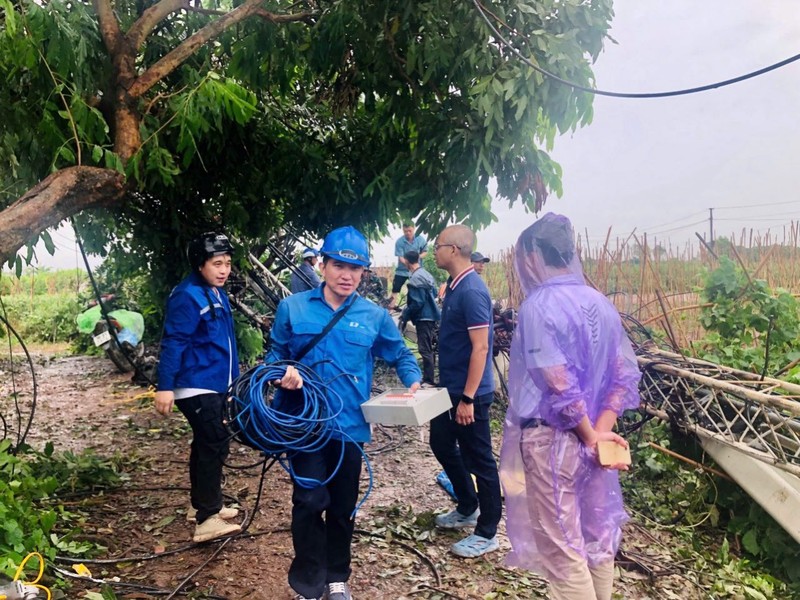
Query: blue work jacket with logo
266 284 421 442
157 272 240 393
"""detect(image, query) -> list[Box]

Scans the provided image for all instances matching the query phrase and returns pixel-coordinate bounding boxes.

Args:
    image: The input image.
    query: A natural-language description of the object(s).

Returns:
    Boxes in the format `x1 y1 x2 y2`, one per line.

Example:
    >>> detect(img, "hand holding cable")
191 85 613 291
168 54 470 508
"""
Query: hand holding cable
227 360 374 516
275 365 303 390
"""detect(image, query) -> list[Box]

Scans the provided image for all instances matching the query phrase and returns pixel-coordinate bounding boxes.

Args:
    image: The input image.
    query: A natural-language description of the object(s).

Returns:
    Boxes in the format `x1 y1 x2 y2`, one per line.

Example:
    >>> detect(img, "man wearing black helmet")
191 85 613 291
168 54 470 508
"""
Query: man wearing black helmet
267 226 422 600
154 232 242 543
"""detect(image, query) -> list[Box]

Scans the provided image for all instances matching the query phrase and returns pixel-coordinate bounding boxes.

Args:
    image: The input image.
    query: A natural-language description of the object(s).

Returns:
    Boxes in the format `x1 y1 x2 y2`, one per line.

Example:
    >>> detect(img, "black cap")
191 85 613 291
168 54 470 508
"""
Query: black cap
470 252 490 263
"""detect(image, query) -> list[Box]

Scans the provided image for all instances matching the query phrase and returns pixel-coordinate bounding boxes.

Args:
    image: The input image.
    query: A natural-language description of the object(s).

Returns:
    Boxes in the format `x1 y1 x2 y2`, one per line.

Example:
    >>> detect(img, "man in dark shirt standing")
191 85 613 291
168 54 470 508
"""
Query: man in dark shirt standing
430 224 502 558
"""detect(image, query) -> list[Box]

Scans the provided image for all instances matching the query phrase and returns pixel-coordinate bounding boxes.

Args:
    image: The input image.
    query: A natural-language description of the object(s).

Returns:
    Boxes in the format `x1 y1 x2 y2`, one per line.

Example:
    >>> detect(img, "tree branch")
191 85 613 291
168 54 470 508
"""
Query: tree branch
128 0 189 50
184 5 226 16
0 167 126 265
128 1 314 98
92 0 124 52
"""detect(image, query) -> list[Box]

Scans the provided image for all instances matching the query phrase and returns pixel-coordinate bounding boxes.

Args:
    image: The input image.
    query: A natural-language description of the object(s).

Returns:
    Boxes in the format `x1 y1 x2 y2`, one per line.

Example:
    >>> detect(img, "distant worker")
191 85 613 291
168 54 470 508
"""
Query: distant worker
399 250 441 386
155 232 241 543
388 222 427 310
266 226 422 600
470 252 490 275
290 247 321 294
430 224 502 558
500 213 641 600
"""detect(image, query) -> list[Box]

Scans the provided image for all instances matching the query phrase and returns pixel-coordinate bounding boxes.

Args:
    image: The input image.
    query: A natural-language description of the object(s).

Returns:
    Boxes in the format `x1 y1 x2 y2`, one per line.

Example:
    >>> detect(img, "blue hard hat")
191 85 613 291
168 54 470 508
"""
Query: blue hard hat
320 226 371 267
301 247 320 259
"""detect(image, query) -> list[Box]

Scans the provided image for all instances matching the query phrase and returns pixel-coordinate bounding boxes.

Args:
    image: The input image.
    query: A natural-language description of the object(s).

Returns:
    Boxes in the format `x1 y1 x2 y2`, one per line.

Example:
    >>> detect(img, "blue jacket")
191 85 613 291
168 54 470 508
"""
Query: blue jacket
157 272 240 393
401 267 440 325
290 261 321 294
266 285 421 442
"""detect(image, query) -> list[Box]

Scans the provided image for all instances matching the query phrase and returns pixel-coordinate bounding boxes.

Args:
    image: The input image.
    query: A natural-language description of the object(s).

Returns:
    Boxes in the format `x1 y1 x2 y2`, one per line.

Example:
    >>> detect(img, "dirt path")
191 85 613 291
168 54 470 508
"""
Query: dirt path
9 355 709 599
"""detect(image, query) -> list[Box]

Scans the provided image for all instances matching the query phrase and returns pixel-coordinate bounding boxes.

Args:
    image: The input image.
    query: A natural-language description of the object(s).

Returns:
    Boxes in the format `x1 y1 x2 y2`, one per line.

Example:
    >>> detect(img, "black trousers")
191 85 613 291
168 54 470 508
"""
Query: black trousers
429 393 502 539
415 320 437 384
175 393 230 524
288 440 363 599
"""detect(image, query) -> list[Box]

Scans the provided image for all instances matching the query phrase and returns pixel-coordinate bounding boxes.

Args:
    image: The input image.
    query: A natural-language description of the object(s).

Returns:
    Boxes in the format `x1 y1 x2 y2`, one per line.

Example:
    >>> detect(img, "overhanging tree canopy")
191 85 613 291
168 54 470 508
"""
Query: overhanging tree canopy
0 0 612 272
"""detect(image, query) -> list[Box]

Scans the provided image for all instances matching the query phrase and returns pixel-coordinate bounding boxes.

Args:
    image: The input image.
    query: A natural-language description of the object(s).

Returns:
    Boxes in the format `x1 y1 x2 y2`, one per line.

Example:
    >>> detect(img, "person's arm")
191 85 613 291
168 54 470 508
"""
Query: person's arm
264 300 304 389
418 236 428 260
155 290 199 416
454 326 490 425
395 238 408 267
601 333 642 416
373 310 422 389
402 283 423 323
574 415 629 470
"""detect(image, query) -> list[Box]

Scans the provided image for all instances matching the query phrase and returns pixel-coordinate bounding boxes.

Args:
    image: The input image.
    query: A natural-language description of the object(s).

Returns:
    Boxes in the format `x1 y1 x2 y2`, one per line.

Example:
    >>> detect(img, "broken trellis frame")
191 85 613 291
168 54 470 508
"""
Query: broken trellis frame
636 346 800 542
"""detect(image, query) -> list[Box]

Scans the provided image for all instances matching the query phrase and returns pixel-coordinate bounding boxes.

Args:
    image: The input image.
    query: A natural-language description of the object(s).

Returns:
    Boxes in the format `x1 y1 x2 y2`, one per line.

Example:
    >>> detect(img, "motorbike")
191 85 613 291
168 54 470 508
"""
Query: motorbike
76 295 146 373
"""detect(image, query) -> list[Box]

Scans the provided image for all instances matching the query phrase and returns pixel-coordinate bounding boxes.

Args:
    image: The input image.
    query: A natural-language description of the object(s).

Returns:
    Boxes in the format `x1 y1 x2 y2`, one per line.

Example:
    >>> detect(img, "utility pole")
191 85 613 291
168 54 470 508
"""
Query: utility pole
709 208 715 248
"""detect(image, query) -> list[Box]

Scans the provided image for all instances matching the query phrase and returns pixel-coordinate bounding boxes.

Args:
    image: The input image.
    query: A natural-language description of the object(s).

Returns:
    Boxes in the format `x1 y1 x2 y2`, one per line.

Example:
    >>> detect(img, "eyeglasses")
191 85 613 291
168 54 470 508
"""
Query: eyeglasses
434 243 460 252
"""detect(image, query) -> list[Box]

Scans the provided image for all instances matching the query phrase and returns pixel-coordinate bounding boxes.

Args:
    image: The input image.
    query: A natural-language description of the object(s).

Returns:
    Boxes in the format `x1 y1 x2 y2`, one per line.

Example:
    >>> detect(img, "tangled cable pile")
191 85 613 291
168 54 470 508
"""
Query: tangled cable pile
226 360 373 512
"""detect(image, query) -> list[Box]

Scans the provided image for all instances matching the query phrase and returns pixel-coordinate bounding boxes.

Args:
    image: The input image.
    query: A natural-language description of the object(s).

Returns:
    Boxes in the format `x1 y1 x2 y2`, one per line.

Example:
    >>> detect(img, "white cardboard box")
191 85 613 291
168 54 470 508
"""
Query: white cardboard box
361 387 452 426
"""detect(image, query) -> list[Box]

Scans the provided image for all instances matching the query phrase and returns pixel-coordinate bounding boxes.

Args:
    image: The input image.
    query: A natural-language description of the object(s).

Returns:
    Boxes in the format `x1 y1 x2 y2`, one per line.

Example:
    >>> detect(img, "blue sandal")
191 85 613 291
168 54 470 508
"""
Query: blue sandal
451 534 499 558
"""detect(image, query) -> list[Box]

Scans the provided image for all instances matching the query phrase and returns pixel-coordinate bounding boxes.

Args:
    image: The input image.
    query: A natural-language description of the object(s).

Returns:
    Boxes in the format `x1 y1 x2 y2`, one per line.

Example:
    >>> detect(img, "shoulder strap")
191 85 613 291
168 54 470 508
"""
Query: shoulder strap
295 295 357 361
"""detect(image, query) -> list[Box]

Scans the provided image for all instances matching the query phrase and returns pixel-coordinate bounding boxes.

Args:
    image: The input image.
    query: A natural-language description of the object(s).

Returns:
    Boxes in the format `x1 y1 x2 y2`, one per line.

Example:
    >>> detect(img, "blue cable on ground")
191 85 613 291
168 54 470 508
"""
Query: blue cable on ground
226 360 373 515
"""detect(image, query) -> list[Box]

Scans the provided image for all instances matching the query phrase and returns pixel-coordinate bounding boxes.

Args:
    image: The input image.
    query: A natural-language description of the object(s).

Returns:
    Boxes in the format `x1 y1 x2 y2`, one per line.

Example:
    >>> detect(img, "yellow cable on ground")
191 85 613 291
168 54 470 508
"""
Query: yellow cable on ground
9 552 52 600
132 386 156 402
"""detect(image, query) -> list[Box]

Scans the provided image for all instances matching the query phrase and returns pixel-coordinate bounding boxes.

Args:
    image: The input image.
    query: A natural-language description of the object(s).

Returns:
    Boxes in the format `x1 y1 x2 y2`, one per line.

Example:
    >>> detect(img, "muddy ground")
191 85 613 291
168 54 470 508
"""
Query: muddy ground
4 354 716 599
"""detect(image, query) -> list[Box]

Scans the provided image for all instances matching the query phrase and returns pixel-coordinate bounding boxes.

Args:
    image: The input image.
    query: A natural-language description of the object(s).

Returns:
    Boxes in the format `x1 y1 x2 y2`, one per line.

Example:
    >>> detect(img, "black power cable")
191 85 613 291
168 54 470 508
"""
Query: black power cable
0 297 38 452
471 0 800 99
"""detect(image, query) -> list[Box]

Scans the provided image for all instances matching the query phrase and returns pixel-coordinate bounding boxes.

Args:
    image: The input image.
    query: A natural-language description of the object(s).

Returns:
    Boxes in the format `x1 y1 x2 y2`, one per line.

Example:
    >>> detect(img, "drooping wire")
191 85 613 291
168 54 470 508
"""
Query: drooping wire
227 360 374 515
69 217 155 386
0 293 38 452
471 0 800 99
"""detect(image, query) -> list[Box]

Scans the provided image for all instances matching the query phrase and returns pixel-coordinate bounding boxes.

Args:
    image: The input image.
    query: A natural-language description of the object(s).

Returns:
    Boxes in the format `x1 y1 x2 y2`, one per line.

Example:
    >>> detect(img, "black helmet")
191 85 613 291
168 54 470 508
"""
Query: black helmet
187 232 235 270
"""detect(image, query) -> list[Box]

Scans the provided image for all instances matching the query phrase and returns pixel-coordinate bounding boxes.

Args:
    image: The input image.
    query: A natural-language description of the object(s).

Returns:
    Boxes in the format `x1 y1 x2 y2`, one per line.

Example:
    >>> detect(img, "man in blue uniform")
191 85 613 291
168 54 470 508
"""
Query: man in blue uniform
155 232 241 543
290 247 321 293
267 226 422 600
430 224 502 558
388 222 428 310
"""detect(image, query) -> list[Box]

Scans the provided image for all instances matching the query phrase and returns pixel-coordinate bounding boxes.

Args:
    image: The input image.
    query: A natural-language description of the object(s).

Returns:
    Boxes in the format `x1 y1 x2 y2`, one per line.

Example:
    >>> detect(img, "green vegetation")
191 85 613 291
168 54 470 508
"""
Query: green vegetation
0 293 82 345
623 420 797 598
0 269 86 346
0 440 124 580
695 256 800 379
1 0 613 294
635 257 800 595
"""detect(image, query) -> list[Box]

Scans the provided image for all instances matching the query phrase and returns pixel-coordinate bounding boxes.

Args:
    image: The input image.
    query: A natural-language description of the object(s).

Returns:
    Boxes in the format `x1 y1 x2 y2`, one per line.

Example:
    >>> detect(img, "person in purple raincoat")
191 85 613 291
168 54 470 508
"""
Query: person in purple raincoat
499 213 641 600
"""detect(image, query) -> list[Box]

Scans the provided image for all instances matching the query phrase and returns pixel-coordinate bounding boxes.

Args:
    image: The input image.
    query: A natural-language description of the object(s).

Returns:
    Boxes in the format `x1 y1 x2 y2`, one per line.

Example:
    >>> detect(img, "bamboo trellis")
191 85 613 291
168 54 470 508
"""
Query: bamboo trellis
636 346 800 478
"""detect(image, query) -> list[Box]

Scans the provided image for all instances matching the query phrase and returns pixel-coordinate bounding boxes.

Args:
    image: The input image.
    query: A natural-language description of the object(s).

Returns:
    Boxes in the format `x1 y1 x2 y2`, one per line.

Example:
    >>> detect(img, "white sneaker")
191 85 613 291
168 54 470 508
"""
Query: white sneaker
192 515 241 543
186 506 239 522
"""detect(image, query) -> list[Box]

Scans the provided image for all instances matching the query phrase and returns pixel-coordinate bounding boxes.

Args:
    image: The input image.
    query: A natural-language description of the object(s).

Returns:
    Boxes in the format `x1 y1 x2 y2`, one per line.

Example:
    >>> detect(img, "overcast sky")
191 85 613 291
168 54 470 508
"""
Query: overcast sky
372 0 800 265
23 0 800 271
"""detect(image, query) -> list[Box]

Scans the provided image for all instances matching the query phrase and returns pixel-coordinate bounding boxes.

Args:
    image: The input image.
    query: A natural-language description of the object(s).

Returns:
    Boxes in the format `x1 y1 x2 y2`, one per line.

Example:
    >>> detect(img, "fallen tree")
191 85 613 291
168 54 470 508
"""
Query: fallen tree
1 0 612 271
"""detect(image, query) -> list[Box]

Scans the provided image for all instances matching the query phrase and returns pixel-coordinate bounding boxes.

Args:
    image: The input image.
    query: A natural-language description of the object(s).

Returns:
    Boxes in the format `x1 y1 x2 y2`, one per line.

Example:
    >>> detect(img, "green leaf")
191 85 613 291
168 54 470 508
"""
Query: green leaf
741 529 760 555
40 230 55 255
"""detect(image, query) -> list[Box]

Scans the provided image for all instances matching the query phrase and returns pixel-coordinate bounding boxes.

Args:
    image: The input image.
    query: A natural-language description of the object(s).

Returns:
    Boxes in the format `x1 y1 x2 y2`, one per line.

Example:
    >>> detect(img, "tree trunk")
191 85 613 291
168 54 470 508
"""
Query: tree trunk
0 166 126 265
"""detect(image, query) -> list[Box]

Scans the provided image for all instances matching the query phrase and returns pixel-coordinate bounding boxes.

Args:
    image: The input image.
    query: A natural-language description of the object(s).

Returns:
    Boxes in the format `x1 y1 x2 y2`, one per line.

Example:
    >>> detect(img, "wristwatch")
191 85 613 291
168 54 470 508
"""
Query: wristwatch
460 393 475 405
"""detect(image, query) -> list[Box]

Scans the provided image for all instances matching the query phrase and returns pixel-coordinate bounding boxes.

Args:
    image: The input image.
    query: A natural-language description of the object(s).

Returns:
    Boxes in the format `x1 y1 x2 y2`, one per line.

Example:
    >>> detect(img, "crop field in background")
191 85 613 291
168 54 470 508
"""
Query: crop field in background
484 222 800 350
